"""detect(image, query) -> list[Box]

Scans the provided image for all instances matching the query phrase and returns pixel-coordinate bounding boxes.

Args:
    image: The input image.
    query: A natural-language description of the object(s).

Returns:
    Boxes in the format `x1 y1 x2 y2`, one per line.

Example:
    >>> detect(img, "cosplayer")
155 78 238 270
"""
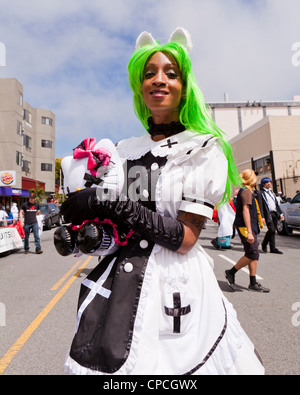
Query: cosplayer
61 28 265 375
54 138 132 257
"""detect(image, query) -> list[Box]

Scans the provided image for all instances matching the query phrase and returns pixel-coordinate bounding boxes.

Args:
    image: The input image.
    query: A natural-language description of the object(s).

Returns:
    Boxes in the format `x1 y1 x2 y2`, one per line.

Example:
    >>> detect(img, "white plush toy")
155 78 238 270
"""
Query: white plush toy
54 138 133 257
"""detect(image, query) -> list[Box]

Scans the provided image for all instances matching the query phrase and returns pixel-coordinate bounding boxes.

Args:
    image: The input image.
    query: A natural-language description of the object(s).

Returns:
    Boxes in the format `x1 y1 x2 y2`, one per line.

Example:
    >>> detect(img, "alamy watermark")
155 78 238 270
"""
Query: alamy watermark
0 41 6 67
291 42 300 67
94 164 206 204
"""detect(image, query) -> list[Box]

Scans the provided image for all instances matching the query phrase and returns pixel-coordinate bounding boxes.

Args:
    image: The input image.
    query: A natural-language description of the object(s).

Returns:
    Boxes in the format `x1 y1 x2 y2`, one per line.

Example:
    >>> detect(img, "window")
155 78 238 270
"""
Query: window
254 158 263 175
263 157 271 173
16 151 22 166
19 91 23 107
293 193 300 203
23 134 32 152
253 155 271 175
41 163 53 172
23 109 32 125
17 121 23 136
22 160 31 174
41 139 53 148
42 116 53 126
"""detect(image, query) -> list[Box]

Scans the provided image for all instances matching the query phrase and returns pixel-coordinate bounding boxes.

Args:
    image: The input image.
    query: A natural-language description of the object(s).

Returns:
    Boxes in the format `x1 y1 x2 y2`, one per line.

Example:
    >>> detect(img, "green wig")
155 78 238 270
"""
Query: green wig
127 38 241 204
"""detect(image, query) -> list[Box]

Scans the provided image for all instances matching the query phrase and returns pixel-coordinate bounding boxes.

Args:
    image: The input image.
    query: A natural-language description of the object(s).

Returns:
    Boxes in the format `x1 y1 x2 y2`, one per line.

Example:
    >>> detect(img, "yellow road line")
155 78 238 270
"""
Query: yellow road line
50 260 82 291
0 256 93 375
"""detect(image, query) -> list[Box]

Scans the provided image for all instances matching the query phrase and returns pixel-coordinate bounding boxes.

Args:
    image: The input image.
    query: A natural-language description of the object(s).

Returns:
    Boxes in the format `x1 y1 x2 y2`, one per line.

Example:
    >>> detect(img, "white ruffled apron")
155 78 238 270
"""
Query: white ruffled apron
65 131 264 375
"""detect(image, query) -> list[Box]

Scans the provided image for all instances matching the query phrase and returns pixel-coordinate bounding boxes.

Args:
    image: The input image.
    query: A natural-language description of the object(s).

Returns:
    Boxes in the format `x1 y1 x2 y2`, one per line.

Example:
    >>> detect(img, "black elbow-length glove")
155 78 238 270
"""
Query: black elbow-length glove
60 188 185 251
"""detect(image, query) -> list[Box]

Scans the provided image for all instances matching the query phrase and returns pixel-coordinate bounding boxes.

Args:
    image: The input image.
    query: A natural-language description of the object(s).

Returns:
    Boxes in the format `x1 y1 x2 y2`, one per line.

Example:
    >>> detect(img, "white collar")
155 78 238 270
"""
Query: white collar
263 187 273 193
117 130 216 160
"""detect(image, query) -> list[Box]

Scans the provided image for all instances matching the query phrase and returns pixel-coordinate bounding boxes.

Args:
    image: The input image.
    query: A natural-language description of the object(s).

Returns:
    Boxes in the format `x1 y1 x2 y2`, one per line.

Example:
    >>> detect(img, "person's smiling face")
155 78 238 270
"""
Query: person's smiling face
142 51 183 123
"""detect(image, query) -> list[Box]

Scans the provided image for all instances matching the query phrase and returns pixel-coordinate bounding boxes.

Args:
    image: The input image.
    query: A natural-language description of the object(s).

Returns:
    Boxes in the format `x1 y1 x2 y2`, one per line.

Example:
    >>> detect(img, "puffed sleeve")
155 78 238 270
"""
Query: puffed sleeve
178 138 228 219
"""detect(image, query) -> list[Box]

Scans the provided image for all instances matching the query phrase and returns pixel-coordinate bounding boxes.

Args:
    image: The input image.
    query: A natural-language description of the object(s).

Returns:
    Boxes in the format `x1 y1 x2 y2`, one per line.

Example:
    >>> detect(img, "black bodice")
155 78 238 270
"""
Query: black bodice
123 151 167 211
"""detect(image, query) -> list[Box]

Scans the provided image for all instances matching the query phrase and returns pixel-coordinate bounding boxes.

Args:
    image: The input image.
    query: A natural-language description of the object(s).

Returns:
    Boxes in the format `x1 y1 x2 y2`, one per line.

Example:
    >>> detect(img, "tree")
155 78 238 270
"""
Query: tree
29 182 45 203
55 158 66 203
55 158 63 185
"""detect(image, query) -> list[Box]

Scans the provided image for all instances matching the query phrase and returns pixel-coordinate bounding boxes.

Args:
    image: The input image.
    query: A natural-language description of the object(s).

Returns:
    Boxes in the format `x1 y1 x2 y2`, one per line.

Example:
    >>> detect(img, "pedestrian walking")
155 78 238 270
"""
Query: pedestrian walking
225 169 269 293
260 177 284 254
20 192 43 254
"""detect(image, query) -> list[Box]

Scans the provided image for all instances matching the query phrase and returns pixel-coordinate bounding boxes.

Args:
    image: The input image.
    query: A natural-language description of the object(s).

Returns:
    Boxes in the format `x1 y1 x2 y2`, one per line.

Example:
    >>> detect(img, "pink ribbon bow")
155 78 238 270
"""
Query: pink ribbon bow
73 138 111 176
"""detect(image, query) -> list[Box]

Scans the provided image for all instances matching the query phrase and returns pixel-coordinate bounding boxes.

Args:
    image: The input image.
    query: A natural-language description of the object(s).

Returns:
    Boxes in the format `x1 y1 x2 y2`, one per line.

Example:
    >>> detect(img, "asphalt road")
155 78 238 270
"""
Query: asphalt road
0 222 299 375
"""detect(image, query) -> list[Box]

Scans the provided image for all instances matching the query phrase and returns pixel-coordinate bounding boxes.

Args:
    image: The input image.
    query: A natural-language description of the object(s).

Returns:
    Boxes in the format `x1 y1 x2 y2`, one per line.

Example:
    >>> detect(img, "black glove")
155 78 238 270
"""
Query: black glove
60 188 185 251
60 189 98 225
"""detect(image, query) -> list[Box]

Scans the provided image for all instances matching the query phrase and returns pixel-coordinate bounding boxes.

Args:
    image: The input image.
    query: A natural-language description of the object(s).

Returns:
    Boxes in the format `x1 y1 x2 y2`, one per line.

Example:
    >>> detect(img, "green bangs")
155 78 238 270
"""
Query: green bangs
127 42 241 203
128 42 190 130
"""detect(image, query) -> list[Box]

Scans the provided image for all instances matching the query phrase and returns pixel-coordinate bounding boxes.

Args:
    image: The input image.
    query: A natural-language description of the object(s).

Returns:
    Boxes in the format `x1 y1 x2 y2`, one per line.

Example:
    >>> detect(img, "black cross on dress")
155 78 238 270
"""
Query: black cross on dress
160 139 178 149
164 292 191 333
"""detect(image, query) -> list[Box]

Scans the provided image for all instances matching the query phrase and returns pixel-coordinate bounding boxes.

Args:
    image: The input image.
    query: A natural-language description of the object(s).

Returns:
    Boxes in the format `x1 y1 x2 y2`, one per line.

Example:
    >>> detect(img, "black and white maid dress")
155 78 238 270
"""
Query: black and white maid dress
64 130 265 375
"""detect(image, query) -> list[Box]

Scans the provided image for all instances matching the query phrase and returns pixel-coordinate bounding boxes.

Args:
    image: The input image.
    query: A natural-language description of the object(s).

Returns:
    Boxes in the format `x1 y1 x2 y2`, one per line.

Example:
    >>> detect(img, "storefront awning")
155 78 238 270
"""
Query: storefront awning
22 177 45 190
0 187 29 197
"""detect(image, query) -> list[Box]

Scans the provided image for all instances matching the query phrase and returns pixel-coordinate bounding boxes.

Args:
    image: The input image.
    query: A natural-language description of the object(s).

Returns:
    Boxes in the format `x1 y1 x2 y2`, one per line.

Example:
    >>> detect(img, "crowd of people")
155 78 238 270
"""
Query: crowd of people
0 202 19 227
0 192 43 254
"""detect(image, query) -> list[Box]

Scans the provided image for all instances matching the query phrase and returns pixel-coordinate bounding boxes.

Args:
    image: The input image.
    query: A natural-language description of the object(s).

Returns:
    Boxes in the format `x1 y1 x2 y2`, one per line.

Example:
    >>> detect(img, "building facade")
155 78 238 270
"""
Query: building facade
229 116 300 198
208 95 300 140
0 78 55 207
207 95 300 198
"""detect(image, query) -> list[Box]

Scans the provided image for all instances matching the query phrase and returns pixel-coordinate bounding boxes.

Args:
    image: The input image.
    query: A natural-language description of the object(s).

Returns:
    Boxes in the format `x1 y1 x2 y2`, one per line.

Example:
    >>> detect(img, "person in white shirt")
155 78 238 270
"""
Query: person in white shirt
276 191 286 204
0 204 8 227
11 202 19 221
260 177 284 254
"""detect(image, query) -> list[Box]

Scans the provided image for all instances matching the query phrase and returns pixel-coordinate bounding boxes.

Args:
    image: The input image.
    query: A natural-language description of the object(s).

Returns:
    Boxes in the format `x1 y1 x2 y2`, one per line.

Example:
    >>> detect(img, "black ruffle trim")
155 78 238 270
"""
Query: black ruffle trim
147 117 185 137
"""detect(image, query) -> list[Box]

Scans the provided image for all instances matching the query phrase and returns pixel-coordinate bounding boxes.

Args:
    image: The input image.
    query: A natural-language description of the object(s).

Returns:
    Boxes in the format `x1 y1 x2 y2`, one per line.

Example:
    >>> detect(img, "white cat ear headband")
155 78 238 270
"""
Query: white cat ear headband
135 27 193 52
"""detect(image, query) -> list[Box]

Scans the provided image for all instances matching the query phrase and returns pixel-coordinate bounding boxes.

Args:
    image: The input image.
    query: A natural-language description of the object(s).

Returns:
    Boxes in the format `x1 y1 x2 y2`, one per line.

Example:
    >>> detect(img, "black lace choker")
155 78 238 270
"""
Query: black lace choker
147 117 185 137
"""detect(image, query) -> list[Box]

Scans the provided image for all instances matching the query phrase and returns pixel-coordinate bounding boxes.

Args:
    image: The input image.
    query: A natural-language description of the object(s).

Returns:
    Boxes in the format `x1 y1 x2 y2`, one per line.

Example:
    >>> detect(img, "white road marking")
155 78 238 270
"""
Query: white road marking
218 254 263 280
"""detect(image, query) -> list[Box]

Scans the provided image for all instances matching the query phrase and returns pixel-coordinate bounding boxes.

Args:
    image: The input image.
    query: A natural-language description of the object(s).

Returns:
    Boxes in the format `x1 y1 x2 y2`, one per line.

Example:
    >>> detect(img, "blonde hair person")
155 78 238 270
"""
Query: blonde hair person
225 169 269 293
240 169 257 187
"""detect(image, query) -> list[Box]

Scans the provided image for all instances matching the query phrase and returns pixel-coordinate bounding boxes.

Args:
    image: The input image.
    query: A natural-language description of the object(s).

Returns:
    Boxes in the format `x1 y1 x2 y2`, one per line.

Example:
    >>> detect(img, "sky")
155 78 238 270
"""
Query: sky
0 0 299 158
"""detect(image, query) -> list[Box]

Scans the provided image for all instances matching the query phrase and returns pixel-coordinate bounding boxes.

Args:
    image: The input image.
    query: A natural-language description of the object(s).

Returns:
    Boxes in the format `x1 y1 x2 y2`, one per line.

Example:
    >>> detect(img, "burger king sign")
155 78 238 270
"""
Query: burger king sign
0 171 16 186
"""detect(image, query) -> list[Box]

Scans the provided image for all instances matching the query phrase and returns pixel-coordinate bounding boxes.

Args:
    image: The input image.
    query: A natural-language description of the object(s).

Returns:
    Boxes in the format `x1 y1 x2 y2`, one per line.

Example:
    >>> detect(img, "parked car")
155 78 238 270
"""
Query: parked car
39 203 62 230
57 204 66 223
277 192 300 235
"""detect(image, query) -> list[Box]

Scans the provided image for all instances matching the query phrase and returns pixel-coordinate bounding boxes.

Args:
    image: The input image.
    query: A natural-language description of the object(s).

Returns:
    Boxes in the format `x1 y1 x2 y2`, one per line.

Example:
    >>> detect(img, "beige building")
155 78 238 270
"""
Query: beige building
208 95 300 140
0 78 55 206
208 95 300 198
229 116 300 198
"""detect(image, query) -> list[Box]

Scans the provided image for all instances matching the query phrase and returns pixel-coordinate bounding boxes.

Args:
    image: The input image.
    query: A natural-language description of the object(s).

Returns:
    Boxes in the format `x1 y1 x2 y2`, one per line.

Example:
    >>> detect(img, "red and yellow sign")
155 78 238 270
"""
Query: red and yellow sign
0 171 16 187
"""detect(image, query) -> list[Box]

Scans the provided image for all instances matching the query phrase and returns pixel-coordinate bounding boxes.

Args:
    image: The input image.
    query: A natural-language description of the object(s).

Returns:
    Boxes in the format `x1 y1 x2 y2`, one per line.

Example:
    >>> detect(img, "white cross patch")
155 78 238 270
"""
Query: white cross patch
75 258 116 330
